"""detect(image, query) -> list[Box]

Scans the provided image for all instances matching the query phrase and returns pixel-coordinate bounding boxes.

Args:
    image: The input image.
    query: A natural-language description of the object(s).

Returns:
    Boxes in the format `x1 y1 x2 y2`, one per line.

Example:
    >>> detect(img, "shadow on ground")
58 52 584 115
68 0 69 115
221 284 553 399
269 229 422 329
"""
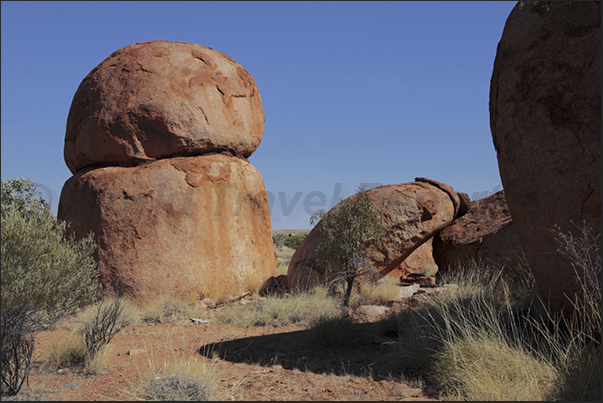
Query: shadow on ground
197 320 407 381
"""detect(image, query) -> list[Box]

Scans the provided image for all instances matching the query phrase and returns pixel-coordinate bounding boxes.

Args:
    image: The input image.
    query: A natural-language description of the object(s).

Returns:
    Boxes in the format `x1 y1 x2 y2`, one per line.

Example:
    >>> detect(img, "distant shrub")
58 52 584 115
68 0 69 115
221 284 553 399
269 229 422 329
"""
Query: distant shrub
1 177 101 396
272 233 287 250
283 234 306 250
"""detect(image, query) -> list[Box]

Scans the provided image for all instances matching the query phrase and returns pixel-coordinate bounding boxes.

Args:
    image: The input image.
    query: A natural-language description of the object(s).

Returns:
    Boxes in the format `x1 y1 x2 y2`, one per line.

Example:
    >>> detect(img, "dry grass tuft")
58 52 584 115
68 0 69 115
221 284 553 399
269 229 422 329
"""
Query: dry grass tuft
68 296 140 334
127 358 224 401
216 286 341 328
350 276 400 307
43 333 110 375
139 295 206 324
380 227 601 402
431 333 559 400
122 328 237 401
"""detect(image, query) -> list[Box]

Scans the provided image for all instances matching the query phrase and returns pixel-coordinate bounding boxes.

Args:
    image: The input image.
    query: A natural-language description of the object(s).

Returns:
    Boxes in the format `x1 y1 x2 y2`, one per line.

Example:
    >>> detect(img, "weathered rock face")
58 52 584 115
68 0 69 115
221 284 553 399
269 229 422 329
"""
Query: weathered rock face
432 190 525 271
64 40 264 174
58 154 275 303
287 178 461 291
489 2 601 315
385 237 438 279
59 41 274 303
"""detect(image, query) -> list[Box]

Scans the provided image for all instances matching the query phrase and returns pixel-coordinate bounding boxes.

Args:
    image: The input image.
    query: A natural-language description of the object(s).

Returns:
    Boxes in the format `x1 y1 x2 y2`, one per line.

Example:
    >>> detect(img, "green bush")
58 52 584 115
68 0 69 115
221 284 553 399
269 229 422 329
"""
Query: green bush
283 234 306 250
1 178 101 396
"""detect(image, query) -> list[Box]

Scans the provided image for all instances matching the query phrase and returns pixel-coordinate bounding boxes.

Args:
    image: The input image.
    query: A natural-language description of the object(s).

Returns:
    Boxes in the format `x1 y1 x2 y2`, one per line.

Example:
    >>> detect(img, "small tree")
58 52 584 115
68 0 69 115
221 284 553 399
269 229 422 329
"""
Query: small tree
272 233 287 250
1 178 101 396
310 186 384 307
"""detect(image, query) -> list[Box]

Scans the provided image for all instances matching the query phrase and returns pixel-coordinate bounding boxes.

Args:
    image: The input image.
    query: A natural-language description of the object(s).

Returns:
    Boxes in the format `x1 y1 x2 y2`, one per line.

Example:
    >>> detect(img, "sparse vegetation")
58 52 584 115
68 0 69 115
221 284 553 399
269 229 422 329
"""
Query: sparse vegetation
43 333 109 376
44 333 88 371
379 223 601 401
1 177 101 396
7 213 599 401
123 329 235 401
275 246 295 274
43 297 135 375
216 287 341 328
83 297 133 361
139 294 207 324
349 276 400 307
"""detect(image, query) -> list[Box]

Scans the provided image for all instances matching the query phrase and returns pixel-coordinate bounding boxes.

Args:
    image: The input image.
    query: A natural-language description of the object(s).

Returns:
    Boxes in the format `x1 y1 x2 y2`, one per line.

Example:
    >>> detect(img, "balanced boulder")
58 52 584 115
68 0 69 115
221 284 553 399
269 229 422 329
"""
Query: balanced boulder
58 41 274 303
64 40 264 174
432 190 525 272
489 2 601 315
287 178 462 291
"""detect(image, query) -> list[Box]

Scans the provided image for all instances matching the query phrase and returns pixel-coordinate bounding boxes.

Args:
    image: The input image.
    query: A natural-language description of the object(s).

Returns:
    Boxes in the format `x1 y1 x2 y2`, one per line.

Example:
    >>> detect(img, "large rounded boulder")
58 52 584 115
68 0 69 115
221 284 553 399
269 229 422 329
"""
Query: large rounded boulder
64 40 264 173
287 178 463 291
489 2 601 315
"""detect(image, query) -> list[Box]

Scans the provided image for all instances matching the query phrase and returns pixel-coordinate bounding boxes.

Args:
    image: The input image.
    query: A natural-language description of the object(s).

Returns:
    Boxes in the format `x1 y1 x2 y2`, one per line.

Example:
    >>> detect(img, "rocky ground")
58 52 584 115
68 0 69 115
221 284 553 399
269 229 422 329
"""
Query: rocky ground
7 290 448 401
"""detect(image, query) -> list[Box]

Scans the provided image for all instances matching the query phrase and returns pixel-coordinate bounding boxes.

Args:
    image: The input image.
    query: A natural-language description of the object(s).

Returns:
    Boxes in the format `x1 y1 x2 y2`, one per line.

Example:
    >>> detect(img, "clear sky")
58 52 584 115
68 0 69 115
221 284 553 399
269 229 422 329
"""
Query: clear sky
1 1 516 230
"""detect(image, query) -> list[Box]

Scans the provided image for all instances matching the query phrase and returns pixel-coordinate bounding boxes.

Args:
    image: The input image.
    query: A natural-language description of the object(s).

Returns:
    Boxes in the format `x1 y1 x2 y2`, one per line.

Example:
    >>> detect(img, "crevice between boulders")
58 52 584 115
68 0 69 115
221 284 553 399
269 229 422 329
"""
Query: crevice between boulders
71 146 248 175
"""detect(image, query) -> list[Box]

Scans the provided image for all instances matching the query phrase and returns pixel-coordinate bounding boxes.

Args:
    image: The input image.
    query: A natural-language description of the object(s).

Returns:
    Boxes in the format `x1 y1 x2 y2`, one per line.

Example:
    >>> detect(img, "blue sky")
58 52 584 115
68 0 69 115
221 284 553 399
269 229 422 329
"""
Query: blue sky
1 1 515 229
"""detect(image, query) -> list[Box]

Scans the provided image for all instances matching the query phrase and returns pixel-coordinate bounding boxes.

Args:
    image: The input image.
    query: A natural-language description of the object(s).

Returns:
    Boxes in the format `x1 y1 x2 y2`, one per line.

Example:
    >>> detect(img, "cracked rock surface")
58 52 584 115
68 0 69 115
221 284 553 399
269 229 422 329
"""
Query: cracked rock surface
64 40 264 174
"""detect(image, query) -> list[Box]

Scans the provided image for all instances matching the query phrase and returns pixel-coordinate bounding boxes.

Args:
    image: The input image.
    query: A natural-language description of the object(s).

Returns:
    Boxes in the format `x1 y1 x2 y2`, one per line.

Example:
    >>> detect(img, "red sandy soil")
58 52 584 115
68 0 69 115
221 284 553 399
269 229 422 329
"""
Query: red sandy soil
6 295 442 401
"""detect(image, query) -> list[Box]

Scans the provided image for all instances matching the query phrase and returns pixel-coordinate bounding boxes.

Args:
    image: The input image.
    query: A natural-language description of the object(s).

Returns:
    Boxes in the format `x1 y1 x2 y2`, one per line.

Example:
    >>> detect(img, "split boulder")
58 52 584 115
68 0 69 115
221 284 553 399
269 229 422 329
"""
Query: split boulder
287 178 463 291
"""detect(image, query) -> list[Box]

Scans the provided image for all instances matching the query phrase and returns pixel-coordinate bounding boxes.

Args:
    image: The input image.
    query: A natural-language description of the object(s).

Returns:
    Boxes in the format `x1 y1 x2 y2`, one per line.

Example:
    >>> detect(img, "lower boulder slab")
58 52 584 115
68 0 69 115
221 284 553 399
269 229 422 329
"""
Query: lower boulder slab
58 154 275 304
